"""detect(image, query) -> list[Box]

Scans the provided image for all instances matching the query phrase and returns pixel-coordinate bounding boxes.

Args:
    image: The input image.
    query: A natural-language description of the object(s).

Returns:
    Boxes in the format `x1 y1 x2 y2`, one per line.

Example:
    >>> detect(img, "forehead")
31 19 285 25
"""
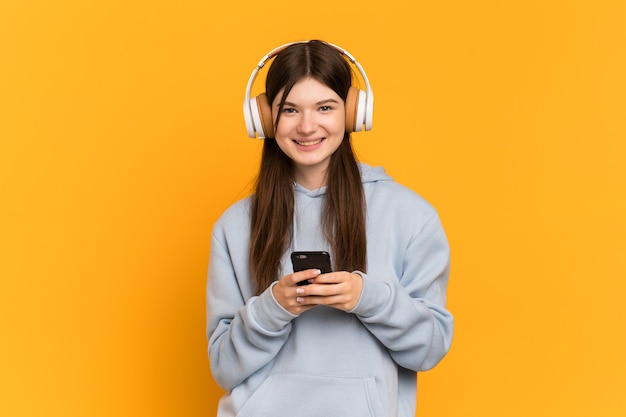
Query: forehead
275 77 341 105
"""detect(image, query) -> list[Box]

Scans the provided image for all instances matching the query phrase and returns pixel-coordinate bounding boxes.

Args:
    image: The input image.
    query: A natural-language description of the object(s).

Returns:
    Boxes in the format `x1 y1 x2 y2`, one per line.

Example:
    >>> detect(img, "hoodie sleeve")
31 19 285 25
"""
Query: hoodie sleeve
350 212 453 372
206 223 298 391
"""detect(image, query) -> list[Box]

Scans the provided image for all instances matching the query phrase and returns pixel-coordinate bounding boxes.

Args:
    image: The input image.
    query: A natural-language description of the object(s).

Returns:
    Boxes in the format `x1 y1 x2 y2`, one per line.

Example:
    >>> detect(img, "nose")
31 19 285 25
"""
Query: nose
297 111 317 134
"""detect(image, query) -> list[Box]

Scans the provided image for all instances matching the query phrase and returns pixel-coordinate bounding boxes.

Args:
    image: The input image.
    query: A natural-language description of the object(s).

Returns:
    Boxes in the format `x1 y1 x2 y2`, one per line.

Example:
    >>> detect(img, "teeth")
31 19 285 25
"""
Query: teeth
296 139 323 146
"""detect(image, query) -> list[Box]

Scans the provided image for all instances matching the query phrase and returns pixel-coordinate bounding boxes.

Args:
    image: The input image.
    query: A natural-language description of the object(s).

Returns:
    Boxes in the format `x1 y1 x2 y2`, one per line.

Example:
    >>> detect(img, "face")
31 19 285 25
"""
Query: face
272 77 346 188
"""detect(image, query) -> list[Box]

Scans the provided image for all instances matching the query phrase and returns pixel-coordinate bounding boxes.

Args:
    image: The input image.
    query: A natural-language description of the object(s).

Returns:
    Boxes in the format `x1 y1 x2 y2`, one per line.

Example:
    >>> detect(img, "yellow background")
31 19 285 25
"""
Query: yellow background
1 1 625 416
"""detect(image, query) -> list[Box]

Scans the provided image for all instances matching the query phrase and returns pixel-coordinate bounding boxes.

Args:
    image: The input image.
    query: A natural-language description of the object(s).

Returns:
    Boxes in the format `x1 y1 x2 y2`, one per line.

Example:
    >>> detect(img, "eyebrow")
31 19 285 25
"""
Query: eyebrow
280 98 341 108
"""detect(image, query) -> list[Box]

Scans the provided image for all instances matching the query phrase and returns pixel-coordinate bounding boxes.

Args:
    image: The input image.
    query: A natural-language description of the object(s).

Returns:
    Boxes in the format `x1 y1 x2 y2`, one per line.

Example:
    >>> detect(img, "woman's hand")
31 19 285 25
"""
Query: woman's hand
293 271 364 312
272 269 322 315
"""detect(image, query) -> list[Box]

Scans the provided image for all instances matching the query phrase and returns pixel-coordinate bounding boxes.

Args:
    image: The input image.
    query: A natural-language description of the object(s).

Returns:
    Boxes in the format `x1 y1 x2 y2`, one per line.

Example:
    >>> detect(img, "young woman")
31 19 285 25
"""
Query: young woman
207 40 453 417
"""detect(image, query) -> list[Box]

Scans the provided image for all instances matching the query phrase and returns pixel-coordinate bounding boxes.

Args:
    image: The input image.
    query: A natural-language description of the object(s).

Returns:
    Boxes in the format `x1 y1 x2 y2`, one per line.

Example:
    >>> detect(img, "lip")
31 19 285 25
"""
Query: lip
293 138 325 149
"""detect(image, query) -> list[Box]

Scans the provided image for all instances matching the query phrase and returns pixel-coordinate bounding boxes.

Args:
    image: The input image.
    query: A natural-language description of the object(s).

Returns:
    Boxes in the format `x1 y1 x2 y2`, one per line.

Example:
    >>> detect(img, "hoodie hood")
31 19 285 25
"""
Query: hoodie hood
294 163 393 197
359 163 393 184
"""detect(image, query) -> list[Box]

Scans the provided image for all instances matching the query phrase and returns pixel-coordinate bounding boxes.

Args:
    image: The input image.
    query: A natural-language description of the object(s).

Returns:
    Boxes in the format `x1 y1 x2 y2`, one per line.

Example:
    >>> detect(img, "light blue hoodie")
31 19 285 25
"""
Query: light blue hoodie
207 163 453 417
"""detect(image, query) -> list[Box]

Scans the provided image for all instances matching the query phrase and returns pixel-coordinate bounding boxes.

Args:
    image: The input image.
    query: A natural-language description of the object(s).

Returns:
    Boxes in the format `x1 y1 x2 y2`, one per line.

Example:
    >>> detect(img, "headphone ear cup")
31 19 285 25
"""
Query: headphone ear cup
345 87 358 133
255 93 273 138
345 87 367 133
248 93 273 138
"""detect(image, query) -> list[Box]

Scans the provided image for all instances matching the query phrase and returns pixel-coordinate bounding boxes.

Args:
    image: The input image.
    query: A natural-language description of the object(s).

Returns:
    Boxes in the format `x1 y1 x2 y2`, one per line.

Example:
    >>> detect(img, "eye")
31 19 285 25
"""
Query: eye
319 105 333 112
282 107 297 114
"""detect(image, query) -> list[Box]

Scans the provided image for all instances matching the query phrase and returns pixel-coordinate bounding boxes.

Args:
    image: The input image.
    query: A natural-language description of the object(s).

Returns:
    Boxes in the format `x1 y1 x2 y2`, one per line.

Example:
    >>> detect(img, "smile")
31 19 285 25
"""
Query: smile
294 139 324 146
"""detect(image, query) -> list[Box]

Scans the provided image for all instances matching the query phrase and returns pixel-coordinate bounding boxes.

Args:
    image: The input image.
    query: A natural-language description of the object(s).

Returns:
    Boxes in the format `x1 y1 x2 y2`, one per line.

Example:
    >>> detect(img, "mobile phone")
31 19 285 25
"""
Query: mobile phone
291 251 332 285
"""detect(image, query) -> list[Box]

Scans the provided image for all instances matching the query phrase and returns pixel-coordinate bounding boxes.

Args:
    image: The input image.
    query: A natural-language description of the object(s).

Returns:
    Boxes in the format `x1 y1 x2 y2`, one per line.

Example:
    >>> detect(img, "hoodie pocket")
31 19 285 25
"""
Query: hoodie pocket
237 374 385 417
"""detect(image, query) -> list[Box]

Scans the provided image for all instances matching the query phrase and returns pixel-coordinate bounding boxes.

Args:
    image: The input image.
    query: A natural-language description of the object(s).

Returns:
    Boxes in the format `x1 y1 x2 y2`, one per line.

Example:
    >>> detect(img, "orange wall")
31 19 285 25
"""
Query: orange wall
1 1 625 416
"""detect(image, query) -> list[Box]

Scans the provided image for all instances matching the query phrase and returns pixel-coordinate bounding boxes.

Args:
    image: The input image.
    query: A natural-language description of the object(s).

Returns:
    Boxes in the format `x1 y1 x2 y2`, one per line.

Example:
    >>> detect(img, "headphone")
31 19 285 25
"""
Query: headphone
243 41 374 139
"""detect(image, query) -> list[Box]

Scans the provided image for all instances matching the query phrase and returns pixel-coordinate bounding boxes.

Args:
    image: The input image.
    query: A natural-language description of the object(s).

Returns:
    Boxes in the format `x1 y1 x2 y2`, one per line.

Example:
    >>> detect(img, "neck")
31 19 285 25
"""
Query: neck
294 165 328 190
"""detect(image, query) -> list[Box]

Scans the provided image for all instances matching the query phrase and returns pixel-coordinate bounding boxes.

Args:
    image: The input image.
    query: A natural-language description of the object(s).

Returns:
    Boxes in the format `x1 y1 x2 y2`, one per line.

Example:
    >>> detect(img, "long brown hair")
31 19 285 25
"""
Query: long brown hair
249 40 367 294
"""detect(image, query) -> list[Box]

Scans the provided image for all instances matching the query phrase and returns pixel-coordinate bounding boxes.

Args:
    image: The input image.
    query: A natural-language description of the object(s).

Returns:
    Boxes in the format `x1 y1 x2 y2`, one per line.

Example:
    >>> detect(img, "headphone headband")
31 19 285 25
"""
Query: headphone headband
243 41 374 139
